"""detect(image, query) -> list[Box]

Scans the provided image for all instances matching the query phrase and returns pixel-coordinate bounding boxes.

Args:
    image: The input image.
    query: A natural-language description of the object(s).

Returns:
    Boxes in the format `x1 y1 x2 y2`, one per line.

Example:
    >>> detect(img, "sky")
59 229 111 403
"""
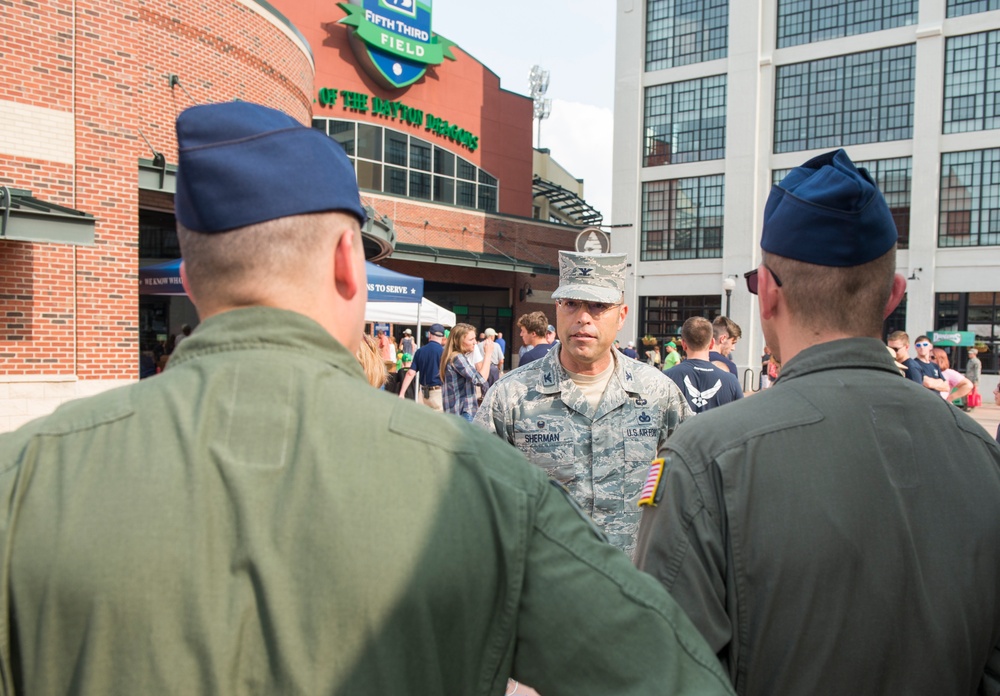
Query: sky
432 0 617 221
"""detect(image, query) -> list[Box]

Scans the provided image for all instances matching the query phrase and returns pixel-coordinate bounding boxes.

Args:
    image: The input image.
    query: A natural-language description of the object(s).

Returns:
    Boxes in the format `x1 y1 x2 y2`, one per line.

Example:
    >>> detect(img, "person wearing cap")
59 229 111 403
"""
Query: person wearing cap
623 340 639 360
473 327 504 386
0 101 734 696
399 327 415 356
965 347 982 411
398 322 446 410
476 251 691 557
634 149 1000 695
662 340 681 370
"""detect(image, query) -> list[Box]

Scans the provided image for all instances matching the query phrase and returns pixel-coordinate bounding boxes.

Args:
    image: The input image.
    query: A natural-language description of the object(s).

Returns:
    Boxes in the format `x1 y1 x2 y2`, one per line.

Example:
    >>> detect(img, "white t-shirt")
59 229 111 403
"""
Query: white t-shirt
473 342 503 367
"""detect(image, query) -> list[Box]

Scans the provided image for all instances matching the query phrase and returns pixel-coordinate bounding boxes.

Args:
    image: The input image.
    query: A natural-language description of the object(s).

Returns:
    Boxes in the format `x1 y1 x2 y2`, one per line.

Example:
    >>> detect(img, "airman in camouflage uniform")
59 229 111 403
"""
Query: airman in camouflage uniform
476 252 690 556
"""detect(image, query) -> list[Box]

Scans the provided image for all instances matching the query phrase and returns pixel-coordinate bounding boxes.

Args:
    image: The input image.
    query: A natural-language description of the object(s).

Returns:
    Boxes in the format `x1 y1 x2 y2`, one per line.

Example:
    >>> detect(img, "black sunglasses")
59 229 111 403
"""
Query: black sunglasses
744 264 783 295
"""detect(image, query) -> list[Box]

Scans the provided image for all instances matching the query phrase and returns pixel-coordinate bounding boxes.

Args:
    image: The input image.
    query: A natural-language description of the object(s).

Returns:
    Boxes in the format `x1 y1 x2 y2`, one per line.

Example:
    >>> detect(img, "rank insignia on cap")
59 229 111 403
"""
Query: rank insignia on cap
638 458 665 508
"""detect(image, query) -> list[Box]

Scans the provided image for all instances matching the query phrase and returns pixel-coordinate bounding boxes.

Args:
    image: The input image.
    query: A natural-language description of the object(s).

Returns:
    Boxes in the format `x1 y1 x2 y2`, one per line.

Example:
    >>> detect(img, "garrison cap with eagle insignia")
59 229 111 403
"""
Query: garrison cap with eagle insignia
551 251 627 304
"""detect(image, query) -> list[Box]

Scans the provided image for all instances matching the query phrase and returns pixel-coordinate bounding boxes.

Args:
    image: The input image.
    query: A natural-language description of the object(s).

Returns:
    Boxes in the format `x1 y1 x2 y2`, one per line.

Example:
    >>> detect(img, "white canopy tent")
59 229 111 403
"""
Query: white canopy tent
365 297 456 327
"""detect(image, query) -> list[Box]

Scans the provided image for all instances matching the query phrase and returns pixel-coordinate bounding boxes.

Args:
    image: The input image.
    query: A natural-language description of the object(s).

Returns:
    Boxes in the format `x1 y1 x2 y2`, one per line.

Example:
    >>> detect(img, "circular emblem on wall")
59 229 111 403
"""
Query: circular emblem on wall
575 227 611 254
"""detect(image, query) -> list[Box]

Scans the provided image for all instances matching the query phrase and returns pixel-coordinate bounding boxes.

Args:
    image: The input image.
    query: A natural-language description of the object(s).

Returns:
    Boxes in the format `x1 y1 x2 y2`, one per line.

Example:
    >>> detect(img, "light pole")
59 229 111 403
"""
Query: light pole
528 65 551 149
723 276 736 317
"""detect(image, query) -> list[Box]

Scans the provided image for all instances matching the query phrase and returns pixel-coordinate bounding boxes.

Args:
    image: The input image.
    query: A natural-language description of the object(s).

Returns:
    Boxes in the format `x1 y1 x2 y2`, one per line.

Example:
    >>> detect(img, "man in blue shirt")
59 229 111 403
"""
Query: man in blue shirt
516 311 553 367
398 323 446 411
887 331 924 385
665 317 743 413
912 334 950 395
708 316 740 375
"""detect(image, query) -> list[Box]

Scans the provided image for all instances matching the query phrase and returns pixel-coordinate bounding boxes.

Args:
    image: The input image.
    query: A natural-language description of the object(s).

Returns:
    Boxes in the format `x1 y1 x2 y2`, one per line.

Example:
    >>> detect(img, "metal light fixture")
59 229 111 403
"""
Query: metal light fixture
528 65 551 149
722 276 737 316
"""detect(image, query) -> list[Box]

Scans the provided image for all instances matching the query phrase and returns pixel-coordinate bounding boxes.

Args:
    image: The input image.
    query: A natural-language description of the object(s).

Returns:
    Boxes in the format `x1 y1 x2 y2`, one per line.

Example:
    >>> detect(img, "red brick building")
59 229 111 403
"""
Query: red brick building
0 0 590 431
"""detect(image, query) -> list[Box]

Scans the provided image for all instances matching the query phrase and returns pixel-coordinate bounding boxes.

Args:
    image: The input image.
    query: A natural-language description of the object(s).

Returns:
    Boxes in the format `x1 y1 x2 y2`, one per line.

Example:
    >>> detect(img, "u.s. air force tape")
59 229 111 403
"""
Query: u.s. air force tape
638 457 666 508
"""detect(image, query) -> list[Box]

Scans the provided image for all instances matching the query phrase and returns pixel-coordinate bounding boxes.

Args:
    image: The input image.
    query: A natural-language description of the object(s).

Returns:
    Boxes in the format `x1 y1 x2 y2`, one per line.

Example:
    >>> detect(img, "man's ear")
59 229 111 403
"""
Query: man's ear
758 266 781 321
333 227 362 300
179 261 199 311
884 272 907 319
617 303 629 331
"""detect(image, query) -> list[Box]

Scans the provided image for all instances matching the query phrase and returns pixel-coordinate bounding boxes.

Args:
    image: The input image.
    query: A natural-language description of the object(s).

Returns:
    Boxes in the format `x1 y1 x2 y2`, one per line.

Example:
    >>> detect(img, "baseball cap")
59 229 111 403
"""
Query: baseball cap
429 323 445 337
175 102 366 234
762 149 896 267
550 251 626 304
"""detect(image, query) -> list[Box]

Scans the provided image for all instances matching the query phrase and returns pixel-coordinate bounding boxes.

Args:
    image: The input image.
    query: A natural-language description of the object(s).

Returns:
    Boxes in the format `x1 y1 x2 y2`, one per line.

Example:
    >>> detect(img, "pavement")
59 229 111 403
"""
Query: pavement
968 400 1000 441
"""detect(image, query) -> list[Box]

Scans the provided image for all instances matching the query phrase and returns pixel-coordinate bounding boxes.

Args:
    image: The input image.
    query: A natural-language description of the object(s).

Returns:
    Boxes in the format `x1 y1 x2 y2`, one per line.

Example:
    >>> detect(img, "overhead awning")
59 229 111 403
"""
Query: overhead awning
532 175 604 227
0 186 95 246
391 242 558 275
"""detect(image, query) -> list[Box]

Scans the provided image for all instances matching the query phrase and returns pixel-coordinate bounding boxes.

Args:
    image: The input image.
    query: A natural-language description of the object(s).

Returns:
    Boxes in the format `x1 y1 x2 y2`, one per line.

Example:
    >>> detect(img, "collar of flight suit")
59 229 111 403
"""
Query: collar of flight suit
776 336 907 385
163 306 368 383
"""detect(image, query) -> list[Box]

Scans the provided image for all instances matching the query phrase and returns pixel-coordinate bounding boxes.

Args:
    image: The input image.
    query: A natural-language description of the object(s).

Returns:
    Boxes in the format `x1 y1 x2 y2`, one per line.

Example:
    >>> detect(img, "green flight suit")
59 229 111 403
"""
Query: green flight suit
0 307 732 696
635 337 1000 695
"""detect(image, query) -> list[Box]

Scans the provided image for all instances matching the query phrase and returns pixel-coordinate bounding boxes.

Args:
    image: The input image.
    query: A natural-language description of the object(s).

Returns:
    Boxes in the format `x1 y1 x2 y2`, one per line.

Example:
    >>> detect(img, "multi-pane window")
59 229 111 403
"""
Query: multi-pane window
644 75 726 166
639 295 722 342
641 175 725 261
777 0 916 49
774 45 915 153
948 0 1000 18
939 149 1000 248
646 0 728 71
313 118 498 213
944 31 1000 134
772 156 912 248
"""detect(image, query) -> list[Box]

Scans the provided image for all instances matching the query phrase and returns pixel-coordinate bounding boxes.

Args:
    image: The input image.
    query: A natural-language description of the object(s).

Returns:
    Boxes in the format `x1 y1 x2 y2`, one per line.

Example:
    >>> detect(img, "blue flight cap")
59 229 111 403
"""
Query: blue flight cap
761 149 896 267
175 102 366 233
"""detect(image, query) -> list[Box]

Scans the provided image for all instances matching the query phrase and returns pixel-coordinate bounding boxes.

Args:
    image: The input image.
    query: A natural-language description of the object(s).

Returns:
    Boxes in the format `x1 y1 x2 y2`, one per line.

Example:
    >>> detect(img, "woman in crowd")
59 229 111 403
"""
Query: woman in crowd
440 323 492 422
356 333 388 389
932 347 973 405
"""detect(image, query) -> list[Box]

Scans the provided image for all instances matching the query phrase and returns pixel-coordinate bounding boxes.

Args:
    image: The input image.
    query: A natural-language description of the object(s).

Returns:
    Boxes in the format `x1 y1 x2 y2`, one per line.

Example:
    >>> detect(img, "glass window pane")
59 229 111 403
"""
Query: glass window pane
643 75 727 166
457 181 476 207
434 148 455 176
478 184 497 212
641 174 725 261
356 124 382 161
356 161 382 192
385 166 407 195
645 0 729 70
434 176 454 204
457 158 477 181
410 138 432 172
386 131 408 166
410 171 431 200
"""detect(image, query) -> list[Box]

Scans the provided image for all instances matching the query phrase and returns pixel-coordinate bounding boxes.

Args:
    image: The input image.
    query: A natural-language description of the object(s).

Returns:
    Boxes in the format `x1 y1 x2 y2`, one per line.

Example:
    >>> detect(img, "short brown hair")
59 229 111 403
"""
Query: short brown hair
712 315 742 341
517 311 549 338
178 211 352 306
681 317 714 351
888 330 909 344
765 247 897 336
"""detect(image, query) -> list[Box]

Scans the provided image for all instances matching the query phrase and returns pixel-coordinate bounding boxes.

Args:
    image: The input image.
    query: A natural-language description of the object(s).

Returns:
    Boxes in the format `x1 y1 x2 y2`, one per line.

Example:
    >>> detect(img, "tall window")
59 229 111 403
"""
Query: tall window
641 175 725 261
313 118 498 213
940 149 1000 248
774 45 915 153
644 75 726 166
646 0 728 71
944 31 1000 134
777 0 916 49
948 0 1000 18
773 156 912 248
639 295 722 341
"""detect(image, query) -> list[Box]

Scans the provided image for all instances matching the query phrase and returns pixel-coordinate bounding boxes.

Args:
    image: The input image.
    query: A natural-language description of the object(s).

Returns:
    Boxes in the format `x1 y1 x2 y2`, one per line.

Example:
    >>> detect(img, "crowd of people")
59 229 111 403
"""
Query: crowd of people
1 103 998 695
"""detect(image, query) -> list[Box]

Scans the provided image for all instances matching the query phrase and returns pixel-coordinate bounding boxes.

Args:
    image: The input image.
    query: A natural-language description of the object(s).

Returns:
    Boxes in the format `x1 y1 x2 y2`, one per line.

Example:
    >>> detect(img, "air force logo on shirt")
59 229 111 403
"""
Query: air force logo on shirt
684 376 722 409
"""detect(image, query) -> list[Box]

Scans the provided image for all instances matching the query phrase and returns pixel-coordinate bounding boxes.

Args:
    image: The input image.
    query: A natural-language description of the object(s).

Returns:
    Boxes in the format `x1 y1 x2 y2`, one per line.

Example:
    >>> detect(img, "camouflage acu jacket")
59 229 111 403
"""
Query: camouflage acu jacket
475 344 691 556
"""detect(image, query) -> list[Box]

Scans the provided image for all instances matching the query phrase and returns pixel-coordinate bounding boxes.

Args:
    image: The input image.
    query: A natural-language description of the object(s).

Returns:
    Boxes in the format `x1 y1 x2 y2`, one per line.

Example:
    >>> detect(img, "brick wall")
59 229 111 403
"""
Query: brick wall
0 0 315 432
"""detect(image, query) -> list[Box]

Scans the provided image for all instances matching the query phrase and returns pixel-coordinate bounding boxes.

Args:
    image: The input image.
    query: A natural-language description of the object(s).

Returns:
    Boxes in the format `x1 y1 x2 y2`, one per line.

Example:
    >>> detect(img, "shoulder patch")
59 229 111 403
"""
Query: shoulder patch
638 457 665 507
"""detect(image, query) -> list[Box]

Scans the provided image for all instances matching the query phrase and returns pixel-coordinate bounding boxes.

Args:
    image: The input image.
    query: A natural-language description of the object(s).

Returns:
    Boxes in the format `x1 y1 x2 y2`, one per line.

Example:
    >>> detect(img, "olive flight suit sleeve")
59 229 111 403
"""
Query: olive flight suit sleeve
512 480 734 696
634 452 734 668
